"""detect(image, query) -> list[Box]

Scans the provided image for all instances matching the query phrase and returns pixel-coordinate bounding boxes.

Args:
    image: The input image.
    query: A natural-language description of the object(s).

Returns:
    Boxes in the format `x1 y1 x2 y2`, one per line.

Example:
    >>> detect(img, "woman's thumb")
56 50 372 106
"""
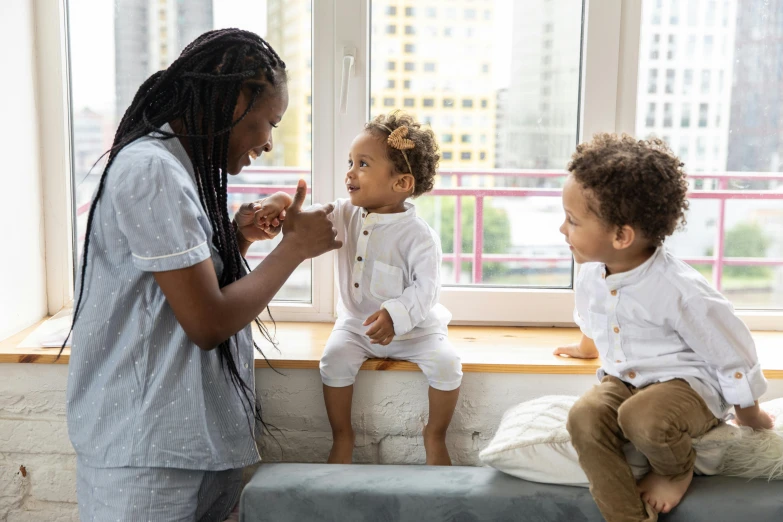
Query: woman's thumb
290 179 307 211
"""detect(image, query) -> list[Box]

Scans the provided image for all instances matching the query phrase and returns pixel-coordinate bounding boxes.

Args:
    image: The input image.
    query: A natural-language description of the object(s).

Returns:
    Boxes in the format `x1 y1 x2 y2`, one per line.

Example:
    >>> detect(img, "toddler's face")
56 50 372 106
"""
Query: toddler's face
345 131 404 212
559 175 617 265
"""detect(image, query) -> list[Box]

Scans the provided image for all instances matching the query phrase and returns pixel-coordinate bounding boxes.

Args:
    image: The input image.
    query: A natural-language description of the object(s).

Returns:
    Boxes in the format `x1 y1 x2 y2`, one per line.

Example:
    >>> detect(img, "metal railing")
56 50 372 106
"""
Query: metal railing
77 167 783 290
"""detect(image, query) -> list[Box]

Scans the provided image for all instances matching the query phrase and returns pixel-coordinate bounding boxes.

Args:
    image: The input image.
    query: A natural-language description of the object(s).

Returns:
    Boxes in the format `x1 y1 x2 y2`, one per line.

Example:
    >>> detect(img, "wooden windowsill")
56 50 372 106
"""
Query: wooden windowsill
2 320 783 378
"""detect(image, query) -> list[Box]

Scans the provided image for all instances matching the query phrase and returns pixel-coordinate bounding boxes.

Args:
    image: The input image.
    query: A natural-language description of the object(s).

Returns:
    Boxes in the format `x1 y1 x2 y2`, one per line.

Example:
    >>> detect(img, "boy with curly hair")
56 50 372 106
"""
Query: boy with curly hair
320 111 461 465
554 134 773 522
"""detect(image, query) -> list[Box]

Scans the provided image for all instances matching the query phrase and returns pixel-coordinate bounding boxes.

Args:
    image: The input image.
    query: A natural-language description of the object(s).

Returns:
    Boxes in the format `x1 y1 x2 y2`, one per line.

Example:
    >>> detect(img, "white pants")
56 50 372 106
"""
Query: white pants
320 329 462 391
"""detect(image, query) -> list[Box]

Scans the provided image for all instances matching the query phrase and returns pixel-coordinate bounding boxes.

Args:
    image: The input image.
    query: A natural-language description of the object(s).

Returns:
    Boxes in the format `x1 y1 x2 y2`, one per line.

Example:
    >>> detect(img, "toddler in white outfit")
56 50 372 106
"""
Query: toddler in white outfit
320 111 462 465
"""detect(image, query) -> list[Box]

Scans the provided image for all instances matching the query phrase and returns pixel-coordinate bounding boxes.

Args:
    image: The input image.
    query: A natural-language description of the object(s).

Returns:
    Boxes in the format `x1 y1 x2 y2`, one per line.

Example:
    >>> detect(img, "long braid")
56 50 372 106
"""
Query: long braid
62 29 287 436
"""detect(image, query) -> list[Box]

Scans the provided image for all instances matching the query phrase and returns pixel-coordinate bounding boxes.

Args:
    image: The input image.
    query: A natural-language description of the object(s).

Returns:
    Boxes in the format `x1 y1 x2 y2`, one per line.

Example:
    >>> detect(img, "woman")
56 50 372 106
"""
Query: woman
65 29 340 521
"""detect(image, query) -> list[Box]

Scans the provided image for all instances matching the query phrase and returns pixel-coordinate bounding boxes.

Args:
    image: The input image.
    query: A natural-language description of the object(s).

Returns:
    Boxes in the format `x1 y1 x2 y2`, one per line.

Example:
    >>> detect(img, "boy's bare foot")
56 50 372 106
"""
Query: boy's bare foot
423 425 452 466
327 432 355 464
638 469 693 514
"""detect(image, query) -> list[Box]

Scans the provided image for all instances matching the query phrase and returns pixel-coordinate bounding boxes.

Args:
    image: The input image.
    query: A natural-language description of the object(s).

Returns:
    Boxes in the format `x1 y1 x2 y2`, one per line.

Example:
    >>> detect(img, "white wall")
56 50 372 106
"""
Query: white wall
2 364 783 520
0 0 47 341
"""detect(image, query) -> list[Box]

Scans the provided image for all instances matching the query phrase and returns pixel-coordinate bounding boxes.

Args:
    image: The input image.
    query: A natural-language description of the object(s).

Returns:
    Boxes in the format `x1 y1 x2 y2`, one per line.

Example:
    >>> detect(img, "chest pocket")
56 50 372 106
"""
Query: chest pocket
370 261 404 301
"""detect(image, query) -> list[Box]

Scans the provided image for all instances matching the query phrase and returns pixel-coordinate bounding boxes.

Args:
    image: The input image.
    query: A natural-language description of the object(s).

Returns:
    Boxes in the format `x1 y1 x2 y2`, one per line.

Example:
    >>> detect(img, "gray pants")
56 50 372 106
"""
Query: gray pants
77 460 243 522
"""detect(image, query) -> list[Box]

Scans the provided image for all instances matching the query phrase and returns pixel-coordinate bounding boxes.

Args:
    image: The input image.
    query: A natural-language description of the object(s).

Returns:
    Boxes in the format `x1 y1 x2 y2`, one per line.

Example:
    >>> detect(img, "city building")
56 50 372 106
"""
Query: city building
114 0 213 119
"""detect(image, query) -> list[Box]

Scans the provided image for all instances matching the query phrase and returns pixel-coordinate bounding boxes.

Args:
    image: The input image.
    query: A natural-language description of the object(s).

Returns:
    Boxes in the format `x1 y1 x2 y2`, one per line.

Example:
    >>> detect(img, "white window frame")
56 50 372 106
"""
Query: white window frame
36 0 783 331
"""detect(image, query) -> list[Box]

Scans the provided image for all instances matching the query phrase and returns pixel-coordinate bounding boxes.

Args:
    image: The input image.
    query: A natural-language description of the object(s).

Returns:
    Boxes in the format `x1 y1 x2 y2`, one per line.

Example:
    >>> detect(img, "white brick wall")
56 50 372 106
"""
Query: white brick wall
2 363 782 521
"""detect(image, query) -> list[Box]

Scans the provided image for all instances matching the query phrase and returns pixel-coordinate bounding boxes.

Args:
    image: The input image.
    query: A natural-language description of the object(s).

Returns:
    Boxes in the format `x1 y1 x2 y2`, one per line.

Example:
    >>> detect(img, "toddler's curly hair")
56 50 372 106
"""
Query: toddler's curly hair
568 133 689 246
365 111 440 197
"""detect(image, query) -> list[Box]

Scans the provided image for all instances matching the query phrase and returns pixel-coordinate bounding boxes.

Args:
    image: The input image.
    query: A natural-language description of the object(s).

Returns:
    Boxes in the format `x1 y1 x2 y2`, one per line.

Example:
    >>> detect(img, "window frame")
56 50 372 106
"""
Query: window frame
33 0 781 330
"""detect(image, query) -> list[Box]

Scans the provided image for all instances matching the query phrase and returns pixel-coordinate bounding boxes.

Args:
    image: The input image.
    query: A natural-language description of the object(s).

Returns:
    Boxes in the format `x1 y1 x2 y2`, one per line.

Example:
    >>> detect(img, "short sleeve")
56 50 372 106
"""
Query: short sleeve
110 151 211 272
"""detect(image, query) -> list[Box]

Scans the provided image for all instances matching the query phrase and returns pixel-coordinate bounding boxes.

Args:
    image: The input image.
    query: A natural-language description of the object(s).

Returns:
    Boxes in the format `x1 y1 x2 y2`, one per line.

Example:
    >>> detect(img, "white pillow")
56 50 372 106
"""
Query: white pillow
479 395 783 486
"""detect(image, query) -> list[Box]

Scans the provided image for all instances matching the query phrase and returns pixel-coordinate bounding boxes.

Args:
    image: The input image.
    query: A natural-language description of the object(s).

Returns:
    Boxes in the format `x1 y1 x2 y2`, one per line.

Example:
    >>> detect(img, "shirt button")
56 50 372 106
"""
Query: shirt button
363 230 369 236
362 213 366 218
734 372 743 379
357 256 363 262
244 363 249 369
613 326 620 334
354 283 359 288
601 273 606 279
610 290 617 296
628 371 636 379
615 359 621 363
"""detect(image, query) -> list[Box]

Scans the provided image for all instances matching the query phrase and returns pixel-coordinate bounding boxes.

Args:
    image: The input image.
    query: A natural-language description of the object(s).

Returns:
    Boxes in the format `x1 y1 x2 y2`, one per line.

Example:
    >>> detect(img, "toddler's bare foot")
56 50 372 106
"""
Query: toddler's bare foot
638 469 693 514
327 432 355 464
423 425 452 466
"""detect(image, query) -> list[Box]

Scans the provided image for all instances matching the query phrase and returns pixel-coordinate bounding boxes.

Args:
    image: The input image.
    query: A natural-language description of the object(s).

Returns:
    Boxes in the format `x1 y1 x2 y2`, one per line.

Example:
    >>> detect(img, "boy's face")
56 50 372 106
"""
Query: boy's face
345 131 406 212
559 175 618 265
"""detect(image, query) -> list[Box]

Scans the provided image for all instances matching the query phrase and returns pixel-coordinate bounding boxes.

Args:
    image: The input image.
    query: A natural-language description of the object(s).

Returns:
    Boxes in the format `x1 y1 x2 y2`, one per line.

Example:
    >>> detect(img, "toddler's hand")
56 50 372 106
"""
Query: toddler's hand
364 309 395 346
735 408 775 431
234 192 293 242
553 342 599 359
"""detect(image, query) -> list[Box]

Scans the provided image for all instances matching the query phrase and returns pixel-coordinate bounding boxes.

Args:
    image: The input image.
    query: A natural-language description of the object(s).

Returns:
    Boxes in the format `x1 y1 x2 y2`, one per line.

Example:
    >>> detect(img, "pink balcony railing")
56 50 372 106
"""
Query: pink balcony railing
76 167 783 290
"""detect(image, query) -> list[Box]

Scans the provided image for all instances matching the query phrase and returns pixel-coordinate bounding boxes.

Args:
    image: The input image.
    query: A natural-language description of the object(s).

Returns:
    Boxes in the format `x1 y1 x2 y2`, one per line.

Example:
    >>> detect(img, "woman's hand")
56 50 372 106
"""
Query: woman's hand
234 191 293 244
279 180 342 261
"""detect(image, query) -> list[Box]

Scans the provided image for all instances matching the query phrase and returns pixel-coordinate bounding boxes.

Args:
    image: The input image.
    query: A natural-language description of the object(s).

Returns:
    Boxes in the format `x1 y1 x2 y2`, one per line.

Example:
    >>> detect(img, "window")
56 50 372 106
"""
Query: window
682 69 693 94
646 103 656 128
387 61 396 71
423 98 434 107
480 151 487 160
20 0 768 340
667 35 676 60
444 27 452 37
461 151 472 161
701 70 711 94
481 99 488 108
404 43 415 53
386 24 397 34
681 103 691 127
462 99 474 109
461 134 472 144
405 6 415 16
69 0 315 305
703 35 713 58
648 69 658 93
669 0 679 24
386 6 397 16
386 79 396 89
404 62 415 71
442 133 453 143
384 97 395 107
443 98 454 108
405 25 415 35
663 103 673 127
650 34 660 59
465 9 476 20
424 62 436 72
482 64 490 74
404 97 415 107
698 103 708 127
665 69 675 94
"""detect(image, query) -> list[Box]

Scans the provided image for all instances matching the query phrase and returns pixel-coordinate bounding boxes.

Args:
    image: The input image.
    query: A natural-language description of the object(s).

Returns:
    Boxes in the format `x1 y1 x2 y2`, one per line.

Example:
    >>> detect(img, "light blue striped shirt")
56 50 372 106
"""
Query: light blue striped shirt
67 125 259 470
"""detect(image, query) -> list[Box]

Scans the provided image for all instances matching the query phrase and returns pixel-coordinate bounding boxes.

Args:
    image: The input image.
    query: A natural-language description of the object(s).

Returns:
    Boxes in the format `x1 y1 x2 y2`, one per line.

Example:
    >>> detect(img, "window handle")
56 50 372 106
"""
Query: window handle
340 46 356 115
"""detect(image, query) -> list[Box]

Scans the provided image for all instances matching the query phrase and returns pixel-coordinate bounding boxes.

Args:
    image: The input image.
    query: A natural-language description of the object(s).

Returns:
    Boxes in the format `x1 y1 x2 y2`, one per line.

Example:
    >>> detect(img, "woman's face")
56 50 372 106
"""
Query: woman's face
226 81 289 175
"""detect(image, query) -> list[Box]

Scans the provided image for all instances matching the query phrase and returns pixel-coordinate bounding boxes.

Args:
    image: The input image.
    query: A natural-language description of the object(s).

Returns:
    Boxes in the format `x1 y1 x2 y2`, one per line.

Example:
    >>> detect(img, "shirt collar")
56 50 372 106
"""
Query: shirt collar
157 123 196 180
363 201 416 224
603 246 663 288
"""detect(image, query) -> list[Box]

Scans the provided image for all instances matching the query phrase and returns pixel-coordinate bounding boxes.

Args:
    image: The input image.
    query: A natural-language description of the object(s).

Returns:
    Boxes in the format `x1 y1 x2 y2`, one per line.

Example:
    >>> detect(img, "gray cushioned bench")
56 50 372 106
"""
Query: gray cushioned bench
239 464 783 521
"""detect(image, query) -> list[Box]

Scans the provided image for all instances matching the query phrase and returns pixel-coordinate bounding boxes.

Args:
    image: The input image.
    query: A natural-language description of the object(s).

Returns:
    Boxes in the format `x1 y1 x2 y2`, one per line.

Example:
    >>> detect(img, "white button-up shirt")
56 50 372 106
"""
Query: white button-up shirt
330 199 451 340
575 247 767 418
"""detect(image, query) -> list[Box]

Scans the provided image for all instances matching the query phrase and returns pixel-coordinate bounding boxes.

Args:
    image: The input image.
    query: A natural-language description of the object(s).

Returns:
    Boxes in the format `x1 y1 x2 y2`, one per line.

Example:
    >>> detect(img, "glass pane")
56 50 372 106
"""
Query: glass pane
636 0 783 310
68 0 312 302
370 0 584 287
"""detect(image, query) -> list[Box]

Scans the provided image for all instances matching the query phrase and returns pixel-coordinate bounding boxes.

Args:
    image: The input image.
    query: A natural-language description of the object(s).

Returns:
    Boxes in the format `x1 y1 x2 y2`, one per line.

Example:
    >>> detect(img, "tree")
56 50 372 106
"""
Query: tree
416 197 512 280
706 222 771 279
